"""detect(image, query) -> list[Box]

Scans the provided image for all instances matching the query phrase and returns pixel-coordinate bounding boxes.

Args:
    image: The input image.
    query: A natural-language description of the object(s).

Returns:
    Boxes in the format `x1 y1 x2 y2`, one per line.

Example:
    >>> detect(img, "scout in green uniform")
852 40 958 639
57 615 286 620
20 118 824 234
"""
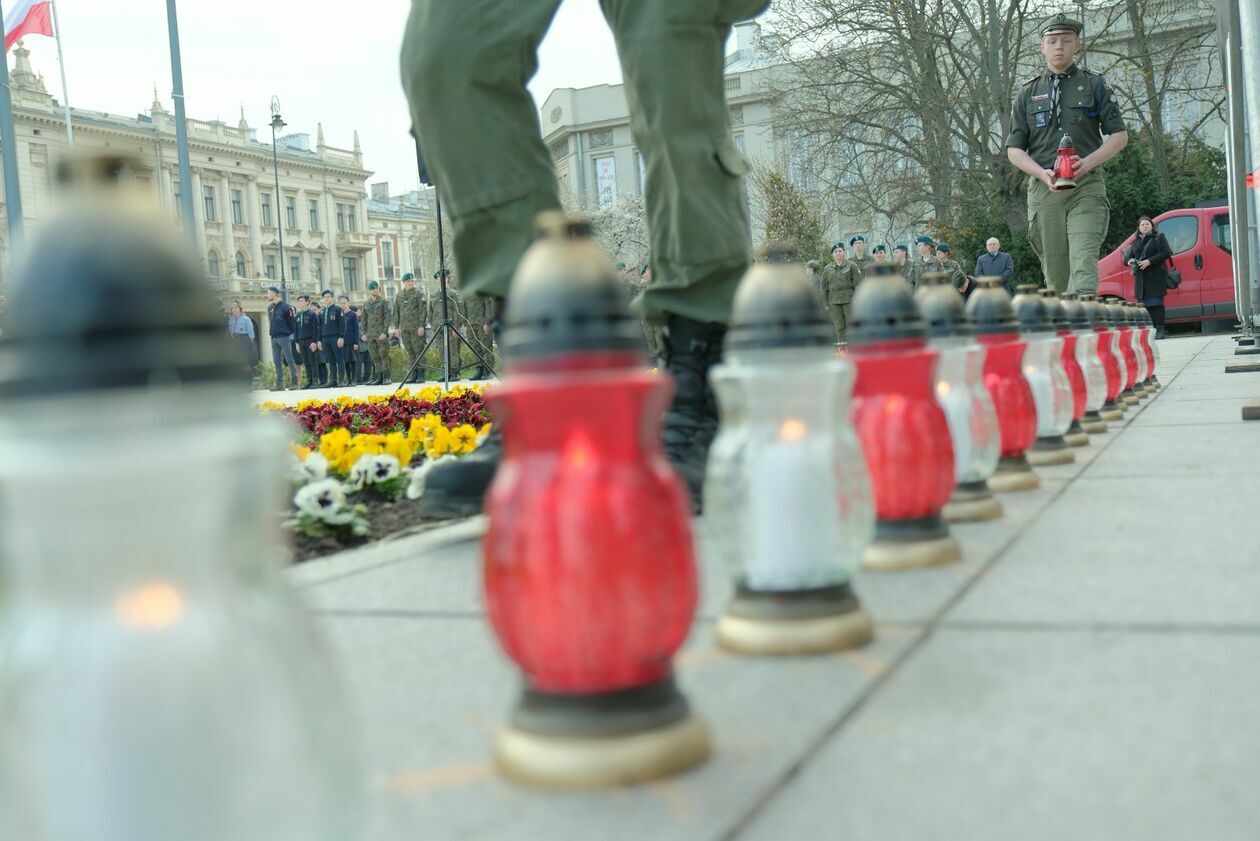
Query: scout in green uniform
1006 12 1128 294
849 235 874 279
430 270 466 379
359 281 393 386
820 242 858 343
401 0 770 517
804 260 823 302
871 244 888 266
391 273 428 383
892 245 913 285
934 243 970 295
909 236 942 290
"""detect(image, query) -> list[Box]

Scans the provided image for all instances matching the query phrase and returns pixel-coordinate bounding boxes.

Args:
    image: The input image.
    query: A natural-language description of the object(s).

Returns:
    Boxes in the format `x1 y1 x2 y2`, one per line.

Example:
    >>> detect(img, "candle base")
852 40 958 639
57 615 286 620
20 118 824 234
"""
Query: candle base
1064 421 1090 447
1080 412 1108 434
716 608 873 656
496 712 711 790
1122 390 1139 406
1026 437 1075 466
863 516 960 571
1100 402 1126 422
989 455 1041 492
499 678 710 789
943 480 1003 522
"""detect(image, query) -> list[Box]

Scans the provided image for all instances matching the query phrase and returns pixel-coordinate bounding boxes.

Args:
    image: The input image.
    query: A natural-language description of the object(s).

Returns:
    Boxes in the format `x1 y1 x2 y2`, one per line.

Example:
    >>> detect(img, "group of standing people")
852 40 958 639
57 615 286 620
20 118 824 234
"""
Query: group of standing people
225 271 498 391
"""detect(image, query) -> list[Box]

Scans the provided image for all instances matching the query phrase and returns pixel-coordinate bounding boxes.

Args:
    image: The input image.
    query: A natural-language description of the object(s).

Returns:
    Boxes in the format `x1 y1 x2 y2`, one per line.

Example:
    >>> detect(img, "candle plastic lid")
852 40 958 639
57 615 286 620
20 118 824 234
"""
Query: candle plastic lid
1059 294 1091 330
914 275 972 338
726 259 833 351
1037 288 1071 330
847 274 925 344
1013 285 1054 333
965 278 1020 335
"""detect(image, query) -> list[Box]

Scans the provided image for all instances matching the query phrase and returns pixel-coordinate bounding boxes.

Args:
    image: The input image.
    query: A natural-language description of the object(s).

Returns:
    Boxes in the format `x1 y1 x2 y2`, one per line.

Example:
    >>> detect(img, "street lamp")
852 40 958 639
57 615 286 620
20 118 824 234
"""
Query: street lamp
269 96 288 297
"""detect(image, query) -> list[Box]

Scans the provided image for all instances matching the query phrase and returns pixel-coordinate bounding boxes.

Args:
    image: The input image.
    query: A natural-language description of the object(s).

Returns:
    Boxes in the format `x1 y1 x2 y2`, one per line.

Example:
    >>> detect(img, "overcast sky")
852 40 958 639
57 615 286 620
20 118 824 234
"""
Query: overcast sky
15 0 629 191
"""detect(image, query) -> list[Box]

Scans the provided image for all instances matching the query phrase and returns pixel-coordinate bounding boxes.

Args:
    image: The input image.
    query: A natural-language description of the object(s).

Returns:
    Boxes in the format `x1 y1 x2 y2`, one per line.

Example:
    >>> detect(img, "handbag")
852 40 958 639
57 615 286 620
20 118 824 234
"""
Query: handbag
1166 255 1182 289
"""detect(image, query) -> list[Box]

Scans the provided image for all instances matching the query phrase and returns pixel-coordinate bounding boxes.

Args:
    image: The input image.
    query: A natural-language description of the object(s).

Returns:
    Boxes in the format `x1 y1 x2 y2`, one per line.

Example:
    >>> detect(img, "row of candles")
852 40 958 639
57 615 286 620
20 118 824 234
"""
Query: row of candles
480 222 1161 788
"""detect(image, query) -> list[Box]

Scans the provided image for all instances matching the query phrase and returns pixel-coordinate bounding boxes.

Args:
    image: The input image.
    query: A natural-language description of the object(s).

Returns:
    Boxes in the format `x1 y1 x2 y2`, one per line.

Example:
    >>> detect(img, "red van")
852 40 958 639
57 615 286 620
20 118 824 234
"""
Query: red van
1097 206 1235 323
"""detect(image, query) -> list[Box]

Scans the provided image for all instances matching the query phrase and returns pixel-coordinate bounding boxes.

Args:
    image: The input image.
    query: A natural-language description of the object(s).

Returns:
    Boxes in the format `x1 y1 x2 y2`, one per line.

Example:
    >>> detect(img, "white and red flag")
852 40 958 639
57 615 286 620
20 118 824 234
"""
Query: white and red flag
4 0 54 52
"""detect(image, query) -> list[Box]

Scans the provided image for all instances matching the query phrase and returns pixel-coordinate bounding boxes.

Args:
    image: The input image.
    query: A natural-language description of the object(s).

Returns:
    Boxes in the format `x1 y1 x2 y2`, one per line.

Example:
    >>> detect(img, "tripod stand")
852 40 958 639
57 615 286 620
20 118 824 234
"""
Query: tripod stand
397 136 497 391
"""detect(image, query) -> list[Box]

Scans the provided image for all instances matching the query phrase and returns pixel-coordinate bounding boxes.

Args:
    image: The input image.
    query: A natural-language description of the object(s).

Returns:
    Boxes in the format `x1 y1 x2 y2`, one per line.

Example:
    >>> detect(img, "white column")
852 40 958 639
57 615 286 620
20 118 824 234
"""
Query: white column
246 177 264 278
324 192 340 290
158 166 173 212
219 173 237 275
189 170 208 260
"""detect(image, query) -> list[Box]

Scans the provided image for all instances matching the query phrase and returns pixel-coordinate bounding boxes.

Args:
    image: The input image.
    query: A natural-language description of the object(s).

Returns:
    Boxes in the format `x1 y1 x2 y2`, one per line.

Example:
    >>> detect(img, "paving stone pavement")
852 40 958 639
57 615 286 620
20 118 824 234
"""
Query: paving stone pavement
289 334 1260 841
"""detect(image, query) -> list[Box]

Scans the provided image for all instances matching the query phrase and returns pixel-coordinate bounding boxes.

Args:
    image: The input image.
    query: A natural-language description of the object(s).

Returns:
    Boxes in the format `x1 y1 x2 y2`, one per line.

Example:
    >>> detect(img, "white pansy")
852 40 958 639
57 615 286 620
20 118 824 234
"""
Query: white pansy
346 457 374 491
294 479 347 520
301 452 329 482
369 455 401 483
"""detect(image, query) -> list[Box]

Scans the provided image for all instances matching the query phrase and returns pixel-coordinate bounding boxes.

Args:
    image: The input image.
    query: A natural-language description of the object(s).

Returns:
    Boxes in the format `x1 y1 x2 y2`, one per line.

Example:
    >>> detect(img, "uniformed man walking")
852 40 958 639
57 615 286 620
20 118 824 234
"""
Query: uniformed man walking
1006 12 1128 294
820 242 858 343
402 0 769 517
391 272 428 383
360 281 393 385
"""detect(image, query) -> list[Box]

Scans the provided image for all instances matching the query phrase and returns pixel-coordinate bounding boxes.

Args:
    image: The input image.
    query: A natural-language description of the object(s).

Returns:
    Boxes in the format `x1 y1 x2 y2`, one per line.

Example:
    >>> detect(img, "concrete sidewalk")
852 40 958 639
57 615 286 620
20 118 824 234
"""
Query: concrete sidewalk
290 334 1260 841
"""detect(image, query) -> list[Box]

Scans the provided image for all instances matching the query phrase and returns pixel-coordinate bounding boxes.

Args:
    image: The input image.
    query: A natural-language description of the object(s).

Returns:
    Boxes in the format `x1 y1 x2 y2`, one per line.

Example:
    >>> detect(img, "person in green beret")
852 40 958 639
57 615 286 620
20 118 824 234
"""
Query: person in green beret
1006 12 1128 294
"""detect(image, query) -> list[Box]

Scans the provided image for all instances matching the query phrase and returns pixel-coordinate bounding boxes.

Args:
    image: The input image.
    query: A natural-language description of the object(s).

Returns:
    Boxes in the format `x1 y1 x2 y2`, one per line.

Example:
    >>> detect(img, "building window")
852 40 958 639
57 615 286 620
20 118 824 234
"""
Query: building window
261 193 273 227
231 189 244 225
342 256 358 291
347 205 357 232
235 251 247 278
635 150 646 193
285 195 297 229
382 240 395 280
265 253 277 280
290 256 301 282
594 156 617 207
313 257 324 283
336 203 346 233
203 186 216 222
206 250 221 277
173 180 182 217
309 199 320 230
733 132 745 153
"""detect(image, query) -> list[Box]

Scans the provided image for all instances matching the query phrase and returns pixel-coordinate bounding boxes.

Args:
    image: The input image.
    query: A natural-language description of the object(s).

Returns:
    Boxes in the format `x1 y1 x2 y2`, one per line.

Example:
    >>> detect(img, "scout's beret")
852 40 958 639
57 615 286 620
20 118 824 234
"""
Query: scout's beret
831 242 846 252
915 236 935 246
894 244 910 253
1041 12 1082 36
368 280 380 290
872 244 887 253
936 242 952 252
402 273 415 281
849 235 866 246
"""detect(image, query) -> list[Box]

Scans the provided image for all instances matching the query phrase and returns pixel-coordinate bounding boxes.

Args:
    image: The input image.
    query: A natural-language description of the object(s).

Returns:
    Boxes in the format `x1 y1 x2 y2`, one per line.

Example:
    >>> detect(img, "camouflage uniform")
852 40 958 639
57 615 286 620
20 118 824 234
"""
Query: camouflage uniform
820 260 859 343
360 290 393 383
430 283 466 378
392 282 429 381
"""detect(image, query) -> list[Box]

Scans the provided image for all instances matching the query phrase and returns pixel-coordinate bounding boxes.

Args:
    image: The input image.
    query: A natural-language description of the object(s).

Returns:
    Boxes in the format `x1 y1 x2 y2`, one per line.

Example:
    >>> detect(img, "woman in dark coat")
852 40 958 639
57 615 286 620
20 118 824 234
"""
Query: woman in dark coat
225 300 259 383
1123 216 1171 339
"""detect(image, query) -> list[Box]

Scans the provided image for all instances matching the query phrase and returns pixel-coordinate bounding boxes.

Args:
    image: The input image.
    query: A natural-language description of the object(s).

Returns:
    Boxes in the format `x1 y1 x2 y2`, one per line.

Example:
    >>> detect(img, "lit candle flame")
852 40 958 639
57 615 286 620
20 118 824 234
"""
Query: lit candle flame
116 583 185 629
779 419 807 441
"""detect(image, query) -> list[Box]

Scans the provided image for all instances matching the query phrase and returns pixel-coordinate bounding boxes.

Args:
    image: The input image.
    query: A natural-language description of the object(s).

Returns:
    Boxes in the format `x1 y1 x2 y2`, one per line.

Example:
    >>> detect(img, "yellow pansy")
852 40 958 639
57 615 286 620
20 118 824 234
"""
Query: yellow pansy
450 424 479 454
319 428 352 464
289 442 311 461
383 432 413 467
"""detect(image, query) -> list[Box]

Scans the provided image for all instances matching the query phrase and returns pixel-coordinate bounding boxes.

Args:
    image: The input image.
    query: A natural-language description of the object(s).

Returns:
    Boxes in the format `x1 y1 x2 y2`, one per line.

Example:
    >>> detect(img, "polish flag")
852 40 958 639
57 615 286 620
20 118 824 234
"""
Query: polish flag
4 0 53 53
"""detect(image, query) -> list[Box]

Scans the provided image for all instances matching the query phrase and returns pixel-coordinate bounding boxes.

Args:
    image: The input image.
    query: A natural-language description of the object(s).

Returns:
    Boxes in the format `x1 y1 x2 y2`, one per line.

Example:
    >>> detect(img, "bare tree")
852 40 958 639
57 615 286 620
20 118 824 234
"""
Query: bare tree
747 163 827 261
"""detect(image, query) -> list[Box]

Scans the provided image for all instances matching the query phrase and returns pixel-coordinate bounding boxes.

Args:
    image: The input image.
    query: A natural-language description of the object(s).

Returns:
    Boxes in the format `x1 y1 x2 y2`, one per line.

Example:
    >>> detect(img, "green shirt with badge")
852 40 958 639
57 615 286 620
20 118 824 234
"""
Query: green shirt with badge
1006 63 1126 169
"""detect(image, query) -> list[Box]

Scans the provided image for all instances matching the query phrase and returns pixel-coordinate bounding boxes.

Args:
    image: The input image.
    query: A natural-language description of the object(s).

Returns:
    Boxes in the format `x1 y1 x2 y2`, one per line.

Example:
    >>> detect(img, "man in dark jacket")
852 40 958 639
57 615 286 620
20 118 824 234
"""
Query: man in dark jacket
294 295 321 389
975 237 1016 291
265 286 298 391
339 295 361 385
317 289 346 387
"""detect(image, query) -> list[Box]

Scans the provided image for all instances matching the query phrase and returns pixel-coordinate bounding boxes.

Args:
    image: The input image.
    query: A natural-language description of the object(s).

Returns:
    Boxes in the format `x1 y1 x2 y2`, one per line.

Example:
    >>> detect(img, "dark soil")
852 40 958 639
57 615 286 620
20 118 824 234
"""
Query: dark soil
289 495 457 563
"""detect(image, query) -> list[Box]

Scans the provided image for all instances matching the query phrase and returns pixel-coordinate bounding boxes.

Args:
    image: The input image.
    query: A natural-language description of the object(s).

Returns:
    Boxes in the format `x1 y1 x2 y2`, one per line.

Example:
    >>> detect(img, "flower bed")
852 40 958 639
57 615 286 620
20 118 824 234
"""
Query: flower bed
260 385 493 561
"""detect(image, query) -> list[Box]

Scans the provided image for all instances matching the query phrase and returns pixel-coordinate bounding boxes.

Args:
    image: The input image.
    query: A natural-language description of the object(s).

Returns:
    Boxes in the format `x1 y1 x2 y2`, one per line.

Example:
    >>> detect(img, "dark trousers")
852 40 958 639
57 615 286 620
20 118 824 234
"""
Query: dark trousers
342 346 359 383
321 342 345 384
299 343 319 386
358 350 374 382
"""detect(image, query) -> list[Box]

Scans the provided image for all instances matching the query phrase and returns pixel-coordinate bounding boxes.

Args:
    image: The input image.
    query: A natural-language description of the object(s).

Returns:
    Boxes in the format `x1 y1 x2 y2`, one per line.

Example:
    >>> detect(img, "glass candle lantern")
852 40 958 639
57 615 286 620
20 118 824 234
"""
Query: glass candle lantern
482 213 708 789
966 279 1040 492
1124 304 1151 393
1137 306 1160 388
1041 290 1090 447
1063 294 1109 435
1107 300 1139 405
916 275 1002 523
848 274 960 571
1082 295 1127 422
0 190 358 841
706 257 875 655
1012 286 1074 466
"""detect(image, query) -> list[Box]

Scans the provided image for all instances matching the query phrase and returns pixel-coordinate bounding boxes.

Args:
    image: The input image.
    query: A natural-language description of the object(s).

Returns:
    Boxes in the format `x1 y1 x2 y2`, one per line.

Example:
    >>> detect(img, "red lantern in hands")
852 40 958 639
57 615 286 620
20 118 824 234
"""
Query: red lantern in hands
847 273 960 571
965 279 1039 491
482 213 708 788
1054 135 1078 190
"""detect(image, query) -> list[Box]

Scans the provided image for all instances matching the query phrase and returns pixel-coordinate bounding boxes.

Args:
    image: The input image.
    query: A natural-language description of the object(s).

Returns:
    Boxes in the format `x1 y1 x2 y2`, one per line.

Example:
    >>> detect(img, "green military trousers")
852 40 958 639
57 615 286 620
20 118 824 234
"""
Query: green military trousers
401 0 767 326
1026 171 1110 295
400 329 425 368
828 302 852 344
367 336 391 379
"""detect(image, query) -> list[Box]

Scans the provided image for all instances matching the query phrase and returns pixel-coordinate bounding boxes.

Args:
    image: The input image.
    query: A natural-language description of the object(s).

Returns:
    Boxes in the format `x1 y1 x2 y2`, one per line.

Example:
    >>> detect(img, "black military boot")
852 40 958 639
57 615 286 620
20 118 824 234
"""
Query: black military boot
660 315 725 513
415 298 505 519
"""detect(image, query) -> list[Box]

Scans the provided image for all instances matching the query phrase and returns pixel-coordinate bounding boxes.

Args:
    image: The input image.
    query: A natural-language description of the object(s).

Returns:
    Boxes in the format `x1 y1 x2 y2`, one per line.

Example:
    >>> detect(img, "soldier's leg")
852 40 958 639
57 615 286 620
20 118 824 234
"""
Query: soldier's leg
400 0 563 301
374 338 392 383
828 304 844 343
1065 174 1110 295
602 0 766 326
401 331 424 382
1027 178 1072 293
839 303 852 344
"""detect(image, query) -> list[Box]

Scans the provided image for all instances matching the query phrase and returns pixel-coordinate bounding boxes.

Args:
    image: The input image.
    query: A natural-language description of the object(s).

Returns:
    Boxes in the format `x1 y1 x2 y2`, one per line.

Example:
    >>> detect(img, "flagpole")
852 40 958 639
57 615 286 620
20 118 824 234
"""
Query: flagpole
164 0 195 245
48 0 70 146
0 0 25 249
